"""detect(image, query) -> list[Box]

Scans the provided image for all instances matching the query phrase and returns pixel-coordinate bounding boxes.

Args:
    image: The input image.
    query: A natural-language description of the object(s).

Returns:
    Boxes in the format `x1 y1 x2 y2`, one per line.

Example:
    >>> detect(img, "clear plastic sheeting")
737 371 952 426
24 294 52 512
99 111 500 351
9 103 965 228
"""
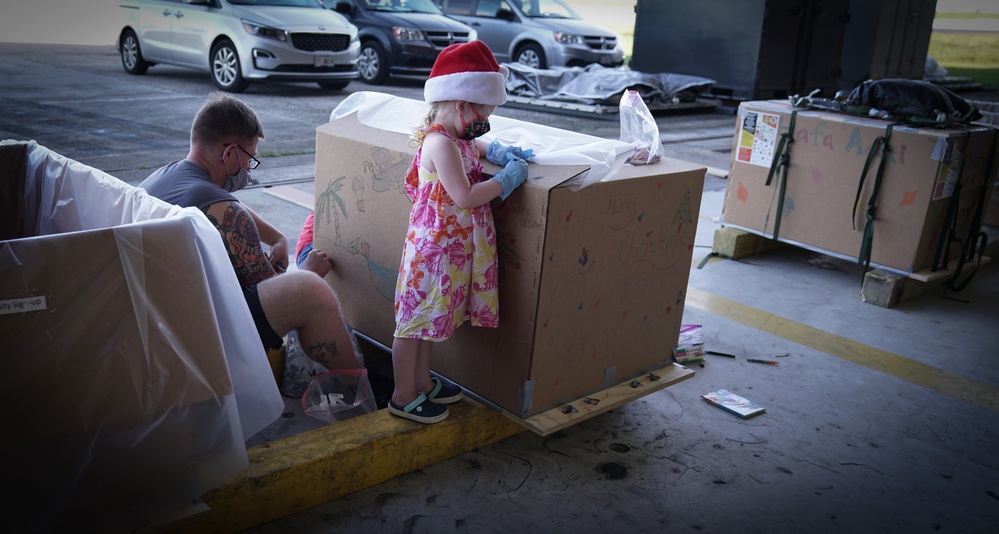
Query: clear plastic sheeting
0 140 284 532
329 91 637 188
504 63 716 105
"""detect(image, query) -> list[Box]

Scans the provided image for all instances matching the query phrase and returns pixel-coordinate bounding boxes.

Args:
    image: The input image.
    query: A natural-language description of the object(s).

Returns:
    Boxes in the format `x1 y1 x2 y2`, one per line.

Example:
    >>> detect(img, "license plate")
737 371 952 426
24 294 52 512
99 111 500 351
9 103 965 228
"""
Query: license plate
314 55 336 67
598 55 615 66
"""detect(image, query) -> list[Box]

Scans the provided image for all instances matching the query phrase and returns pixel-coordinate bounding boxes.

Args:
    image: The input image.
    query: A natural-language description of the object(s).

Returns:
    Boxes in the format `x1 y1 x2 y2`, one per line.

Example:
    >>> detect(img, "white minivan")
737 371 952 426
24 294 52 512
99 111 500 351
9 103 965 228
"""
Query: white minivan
117 0 361 92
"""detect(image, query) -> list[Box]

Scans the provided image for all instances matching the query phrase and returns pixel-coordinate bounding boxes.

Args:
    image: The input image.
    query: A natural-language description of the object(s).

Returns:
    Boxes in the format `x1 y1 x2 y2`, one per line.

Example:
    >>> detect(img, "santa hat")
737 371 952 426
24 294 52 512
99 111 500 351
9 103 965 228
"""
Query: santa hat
424 40 509 106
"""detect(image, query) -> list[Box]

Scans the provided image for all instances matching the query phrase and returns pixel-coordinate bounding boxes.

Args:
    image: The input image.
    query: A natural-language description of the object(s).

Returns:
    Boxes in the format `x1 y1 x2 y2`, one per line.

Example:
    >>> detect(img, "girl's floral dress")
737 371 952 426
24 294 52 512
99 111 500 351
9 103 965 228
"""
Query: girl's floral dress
393 125 499 341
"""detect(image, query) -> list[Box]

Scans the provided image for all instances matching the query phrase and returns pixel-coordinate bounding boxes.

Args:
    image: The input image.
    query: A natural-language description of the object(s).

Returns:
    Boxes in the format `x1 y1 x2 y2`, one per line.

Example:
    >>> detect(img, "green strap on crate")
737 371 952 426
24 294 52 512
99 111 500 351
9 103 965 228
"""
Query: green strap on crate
852 123 895 276
763 110 797 241
934 128 997 293
931 131 971 274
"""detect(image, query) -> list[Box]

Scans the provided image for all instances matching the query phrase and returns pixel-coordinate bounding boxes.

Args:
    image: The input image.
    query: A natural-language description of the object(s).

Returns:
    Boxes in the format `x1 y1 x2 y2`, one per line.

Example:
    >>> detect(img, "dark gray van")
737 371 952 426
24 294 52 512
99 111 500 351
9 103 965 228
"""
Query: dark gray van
327 0 476 84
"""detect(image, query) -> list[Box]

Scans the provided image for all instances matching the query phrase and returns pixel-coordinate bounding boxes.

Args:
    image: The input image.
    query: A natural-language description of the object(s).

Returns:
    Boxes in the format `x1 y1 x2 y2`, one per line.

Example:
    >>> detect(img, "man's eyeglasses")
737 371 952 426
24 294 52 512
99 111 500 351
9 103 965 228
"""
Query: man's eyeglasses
224 143 261 170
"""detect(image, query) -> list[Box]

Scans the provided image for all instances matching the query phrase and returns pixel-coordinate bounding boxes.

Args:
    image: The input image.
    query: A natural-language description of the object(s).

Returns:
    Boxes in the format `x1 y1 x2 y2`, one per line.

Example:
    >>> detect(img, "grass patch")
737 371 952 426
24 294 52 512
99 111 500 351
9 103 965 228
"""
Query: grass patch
928 32 999 67
928 31 999 87
935 12 999 19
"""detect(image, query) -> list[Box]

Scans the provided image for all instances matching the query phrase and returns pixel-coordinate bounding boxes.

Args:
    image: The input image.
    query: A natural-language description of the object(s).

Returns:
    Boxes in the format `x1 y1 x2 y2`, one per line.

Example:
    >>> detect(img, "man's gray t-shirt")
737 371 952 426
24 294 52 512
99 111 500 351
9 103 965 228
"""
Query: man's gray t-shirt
140 159 236 211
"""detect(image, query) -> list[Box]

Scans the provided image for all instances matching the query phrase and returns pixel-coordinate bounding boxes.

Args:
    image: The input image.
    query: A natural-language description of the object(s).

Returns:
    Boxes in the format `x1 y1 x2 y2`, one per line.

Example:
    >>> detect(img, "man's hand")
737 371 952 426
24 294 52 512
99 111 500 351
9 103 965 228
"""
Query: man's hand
267 236 289 273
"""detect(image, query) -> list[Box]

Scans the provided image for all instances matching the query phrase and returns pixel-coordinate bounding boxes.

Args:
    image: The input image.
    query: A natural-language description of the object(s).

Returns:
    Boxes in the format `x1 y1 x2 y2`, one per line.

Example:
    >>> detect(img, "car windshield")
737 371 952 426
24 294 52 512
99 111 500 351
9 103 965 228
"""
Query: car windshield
229 0 323 7
359 0 442 14
515 0 579 19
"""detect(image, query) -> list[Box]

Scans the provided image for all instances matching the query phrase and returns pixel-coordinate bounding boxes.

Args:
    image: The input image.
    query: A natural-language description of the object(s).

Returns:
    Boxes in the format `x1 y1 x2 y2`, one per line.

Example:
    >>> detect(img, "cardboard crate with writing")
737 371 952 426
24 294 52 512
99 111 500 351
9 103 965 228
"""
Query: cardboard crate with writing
315 95 705 418
721 100 997 274
0 141 283 531
973 100 999 226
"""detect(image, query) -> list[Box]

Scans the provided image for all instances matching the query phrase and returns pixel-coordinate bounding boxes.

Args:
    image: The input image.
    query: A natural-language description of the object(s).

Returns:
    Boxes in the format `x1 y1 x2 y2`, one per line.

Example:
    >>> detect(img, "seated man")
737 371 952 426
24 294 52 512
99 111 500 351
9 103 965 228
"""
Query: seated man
141 92 361 373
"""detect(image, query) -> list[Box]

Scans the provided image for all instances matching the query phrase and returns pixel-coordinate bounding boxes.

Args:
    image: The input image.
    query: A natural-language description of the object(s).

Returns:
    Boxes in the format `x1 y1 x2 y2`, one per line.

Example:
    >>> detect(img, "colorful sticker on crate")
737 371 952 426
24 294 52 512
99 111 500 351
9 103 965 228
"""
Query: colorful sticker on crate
736 111 780 168
931 137 961 201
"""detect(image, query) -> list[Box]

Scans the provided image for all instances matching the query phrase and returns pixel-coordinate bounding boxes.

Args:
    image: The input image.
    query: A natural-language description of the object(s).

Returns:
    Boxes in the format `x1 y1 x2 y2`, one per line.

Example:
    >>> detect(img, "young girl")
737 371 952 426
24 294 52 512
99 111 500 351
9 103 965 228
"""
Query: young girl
389 40 532 423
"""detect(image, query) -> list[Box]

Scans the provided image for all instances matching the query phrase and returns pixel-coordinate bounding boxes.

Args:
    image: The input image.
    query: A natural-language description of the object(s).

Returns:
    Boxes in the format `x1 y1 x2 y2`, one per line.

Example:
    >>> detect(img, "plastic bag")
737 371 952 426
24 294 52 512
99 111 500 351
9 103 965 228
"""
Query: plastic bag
619 89 664 165
302 369 377 424
281 323 365 398
281 329 329 398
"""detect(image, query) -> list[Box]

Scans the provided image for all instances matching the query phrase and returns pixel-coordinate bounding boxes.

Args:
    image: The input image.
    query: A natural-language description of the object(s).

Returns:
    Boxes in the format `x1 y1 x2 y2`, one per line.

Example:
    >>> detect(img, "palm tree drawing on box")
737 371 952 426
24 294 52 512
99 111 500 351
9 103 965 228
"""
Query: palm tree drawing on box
330 146 412 301
317 176 348 247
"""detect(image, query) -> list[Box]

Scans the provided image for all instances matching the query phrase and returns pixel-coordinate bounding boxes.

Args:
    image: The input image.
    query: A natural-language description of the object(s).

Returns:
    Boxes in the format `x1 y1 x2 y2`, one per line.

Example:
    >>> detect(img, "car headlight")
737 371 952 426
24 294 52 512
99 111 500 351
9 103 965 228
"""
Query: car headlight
393 27 424 42
243 20 288 42
554 32 584 45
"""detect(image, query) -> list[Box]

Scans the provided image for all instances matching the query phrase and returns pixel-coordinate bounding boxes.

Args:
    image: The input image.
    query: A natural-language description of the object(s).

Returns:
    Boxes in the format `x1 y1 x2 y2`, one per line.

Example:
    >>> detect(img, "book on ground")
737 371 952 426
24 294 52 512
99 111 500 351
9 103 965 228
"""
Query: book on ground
702 389 766 418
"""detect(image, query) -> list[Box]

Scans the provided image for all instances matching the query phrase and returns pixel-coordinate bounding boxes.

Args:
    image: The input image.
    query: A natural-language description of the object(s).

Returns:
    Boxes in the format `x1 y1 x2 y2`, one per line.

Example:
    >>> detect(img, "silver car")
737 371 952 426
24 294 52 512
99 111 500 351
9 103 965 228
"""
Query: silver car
117 0 361 92
436 0 624 69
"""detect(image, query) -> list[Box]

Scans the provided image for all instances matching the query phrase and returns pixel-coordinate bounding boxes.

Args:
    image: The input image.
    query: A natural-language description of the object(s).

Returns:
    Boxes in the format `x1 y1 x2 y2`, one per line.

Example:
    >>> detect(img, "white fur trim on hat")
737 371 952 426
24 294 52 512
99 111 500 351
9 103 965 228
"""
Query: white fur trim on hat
424 66 509 105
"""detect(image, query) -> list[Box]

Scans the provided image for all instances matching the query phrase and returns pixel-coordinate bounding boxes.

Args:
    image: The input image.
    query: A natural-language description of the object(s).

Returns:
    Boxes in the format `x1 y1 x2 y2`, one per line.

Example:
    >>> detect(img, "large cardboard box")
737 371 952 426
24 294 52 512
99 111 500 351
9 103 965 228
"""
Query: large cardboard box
316 106 705 418
0 141 283 531
722 100 998 274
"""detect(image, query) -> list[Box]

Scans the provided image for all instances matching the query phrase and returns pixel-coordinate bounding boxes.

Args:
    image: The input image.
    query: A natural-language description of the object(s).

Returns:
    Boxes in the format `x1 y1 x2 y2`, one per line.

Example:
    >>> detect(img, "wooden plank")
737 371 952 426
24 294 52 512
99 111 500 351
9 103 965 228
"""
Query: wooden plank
172 401 525 533
511 363 695 436
263 184 314 210
862 256 993 308
906 255 991 283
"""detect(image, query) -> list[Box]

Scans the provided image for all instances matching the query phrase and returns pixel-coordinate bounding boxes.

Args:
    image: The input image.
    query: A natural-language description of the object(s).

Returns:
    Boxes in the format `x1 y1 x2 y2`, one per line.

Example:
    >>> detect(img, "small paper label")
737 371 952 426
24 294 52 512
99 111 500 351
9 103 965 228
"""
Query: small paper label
736 111 780 168
932 140 961 201
0 296 47 315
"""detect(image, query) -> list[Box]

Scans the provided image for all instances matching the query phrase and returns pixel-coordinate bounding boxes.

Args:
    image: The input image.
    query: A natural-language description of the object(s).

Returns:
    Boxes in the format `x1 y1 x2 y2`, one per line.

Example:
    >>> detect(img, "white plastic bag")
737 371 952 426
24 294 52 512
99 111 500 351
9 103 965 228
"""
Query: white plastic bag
302 369 378 424
619 90 664 165
281 329 329 398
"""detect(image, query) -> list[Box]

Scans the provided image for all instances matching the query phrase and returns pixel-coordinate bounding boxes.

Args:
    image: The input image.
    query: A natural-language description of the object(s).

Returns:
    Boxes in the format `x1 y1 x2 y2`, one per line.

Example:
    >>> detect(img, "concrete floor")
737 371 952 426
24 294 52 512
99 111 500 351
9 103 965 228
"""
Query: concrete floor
2 43 998 533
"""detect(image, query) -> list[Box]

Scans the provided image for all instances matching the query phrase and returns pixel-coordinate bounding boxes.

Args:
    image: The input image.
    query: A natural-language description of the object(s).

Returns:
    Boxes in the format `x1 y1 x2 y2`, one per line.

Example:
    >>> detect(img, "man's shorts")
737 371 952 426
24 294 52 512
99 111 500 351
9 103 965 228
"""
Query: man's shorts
242 284 284 351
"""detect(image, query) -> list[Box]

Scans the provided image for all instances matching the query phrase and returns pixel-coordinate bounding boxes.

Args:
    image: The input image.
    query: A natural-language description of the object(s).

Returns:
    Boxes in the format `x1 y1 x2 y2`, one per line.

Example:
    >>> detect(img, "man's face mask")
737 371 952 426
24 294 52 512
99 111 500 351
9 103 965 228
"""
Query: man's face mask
460 107 490 140
221 144 256 192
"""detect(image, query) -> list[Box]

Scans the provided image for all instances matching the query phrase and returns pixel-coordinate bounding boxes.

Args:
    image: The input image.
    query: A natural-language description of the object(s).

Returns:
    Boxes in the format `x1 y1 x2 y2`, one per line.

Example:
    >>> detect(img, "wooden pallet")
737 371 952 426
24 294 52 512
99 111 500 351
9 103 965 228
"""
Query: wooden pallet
708 227 995 308
860 256 992 307
503 362 694 436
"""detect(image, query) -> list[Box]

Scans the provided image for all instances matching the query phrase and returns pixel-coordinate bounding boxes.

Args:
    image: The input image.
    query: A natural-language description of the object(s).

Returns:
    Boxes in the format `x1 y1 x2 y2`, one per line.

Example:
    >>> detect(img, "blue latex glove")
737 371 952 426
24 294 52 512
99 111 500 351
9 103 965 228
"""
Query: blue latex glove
486 140 535 166
490 158 529 200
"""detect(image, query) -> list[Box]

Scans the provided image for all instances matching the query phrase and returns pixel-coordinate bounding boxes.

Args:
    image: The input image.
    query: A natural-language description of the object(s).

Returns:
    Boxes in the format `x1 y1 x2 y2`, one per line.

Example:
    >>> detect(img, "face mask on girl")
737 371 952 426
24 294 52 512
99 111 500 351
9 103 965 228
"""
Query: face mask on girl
460 106 490 140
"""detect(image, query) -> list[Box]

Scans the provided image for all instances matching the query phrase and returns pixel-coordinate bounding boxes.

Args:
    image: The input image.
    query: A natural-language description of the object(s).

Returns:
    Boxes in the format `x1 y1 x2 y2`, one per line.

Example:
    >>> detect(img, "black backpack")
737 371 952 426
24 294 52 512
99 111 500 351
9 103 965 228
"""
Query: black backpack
844 78 982 127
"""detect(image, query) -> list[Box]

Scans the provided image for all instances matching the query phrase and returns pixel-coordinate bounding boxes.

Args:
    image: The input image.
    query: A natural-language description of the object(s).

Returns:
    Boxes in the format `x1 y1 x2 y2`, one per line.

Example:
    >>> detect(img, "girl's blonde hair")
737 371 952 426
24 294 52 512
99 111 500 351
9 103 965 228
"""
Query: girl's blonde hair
423 100 491 128
424 101 449 128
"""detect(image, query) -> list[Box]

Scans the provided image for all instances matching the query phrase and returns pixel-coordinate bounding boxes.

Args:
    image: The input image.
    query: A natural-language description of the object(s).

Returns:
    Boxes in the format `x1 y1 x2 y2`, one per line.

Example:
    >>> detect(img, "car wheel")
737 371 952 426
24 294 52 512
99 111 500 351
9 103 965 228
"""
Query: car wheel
317 81 351 91
211 39 248 93
357 41 389 85
514 43 546 69
120 29 149 75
